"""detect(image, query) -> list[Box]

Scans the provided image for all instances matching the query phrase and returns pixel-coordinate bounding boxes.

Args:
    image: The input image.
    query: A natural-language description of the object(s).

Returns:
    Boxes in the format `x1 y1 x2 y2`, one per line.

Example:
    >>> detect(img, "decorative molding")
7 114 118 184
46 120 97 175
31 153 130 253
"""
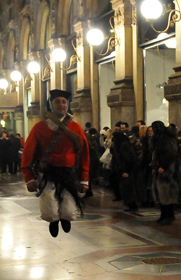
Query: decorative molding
165 84 181 97
131 0 137 26
27 101 40 118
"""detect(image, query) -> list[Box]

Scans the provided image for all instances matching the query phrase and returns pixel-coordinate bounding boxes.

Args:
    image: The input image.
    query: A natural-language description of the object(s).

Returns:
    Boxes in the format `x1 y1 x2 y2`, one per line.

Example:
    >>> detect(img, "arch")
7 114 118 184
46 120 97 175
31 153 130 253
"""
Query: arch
19 17 30 60
35 1 50 50
57 0 72 36
6 30 15 69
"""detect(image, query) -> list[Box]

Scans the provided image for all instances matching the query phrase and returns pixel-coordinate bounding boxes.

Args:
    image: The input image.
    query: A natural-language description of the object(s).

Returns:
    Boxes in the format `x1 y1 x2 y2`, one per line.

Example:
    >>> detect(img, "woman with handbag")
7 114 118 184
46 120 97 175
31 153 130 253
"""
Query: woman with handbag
21 89 90 237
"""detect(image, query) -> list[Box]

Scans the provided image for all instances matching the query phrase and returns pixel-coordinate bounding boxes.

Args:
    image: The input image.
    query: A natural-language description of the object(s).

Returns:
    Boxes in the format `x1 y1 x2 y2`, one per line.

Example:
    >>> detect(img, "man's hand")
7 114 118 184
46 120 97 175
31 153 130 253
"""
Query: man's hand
122 173 129 178
27 181 37 192
158 167 164 174
79 184 89 193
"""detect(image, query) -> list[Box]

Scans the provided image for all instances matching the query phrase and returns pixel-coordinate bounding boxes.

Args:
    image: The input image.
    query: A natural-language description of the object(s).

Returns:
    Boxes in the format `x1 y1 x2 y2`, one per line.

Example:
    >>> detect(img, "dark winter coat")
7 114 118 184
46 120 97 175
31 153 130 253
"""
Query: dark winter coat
151 128 179 205
9 135 21 161
86 133 100 182
110 131 138 204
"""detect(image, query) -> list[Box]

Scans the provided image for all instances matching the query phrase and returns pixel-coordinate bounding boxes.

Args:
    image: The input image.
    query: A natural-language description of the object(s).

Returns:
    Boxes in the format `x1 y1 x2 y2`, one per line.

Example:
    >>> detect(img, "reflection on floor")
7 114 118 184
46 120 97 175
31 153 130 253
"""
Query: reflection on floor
0 172 181 280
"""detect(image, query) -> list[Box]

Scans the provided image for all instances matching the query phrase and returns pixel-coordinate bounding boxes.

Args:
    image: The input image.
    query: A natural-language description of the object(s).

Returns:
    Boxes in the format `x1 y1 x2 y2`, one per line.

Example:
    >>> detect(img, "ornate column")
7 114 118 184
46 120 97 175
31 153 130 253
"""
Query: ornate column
164 0 181 129
90 44 99 130
70 21 92 128
13 62 24 137
27 52 41 132
108 0 135 128
48 38 66 90
131 0 144 121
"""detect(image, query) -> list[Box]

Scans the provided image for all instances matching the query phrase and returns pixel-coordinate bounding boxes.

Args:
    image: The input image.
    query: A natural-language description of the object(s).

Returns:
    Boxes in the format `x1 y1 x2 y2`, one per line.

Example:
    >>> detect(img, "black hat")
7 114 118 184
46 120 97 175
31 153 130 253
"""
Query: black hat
49 89 71 101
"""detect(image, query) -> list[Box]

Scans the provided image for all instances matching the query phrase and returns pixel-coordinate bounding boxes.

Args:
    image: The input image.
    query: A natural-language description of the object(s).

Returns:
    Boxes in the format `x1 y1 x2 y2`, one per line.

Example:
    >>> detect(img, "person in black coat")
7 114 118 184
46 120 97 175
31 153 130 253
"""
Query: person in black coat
0 131 10 174
151 121 179 225
110 131 138 211
85 128 100 197
8 133 21 174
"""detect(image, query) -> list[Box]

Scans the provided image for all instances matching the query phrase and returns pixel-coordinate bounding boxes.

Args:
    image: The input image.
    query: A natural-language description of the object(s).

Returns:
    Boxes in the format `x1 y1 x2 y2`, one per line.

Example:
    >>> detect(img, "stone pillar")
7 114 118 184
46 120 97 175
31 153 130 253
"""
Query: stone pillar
90 45 99 130
48 38 66 90
131 0 144 121
70 21 92 128
27 52 41 132
13 62 24 137
164 0 181 129
108 0 135 129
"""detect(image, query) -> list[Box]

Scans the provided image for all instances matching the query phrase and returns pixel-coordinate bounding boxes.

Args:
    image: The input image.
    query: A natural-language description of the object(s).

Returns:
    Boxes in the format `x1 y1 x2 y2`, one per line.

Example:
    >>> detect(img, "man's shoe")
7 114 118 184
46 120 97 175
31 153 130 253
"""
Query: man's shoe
161 217 175 225
60 219 71 233
112 198 121 202
49 221 59 237
156 216 165 223
84 191 93 198
124 207 138 212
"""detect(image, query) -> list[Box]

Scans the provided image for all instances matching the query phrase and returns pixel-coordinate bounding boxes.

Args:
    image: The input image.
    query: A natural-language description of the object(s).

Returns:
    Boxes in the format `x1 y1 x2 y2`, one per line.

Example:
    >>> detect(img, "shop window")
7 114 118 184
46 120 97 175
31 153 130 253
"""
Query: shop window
99 59 115 129
144 47 175 126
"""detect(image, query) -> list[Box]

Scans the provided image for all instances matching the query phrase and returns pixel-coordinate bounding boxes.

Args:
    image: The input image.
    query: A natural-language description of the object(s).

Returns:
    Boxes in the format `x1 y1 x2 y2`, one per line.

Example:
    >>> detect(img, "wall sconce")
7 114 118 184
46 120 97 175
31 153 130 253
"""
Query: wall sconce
141 0 181 33
0 78 8 94
86 28 104 46
0 119 5 127
10 70 22 82
27 61 40 74
25 61 40 83
156 82 167 89
86 14 121 56
50 39 80 71
157 33 176 48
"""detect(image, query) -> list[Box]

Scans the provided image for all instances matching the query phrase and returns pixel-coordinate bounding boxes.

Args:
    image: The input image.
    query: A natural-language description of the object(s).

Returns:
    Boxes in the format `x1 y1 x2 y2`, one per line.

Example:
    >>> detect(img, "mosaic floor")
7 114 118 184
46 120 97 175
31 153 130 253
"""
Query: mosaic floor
0 172 181 280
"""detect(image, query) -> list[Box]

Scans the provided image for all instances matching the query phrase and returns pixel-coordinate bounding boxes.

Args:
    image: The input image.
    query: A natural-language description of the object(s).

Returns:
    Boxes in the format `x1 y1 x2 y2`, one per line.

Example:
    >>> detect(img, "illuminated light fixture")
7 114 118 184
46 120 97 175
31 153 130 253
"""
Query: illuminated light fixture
86 13 121 57
50 39 80 71
87 28 104 46
27 61 40 74
141 0 163 19
162 98 167 104
0 120 5 126
157 33 168 40
157 33 176 48
141 0 181 33
0 78 8 89
156 82 167 89
110 50 116 57
165 37 176 48
52 48 66 62
10 70 22 82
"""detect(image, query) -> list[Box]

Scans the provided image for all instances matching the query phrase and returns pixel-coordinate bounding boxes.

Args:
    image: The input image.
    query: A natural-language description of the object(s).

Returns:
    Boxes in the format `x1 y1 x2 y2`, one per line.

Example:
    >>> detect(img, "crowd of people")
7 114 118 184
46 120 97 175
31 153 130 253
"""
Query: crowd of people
1 100 180 236
0 127 24 175
84 120 181 226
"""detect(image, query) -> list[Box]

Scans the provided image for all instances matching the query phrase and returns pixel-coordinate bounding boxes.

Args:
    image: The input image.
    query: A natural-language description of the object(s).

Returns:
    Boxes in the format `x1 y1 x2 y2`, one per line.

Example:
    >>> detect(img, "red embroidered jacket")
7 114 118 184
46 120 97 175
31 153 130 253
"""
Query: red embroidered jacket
21 119 90 183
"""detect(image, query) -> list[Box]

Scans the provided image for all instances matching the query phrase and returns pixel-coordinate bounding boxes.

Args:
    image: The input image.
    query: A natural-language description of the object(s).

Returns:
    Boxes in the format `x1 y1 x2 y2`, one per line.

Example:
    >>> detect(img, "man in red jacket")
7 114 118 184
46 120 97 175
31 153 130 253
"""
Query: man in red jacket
21 89 90 237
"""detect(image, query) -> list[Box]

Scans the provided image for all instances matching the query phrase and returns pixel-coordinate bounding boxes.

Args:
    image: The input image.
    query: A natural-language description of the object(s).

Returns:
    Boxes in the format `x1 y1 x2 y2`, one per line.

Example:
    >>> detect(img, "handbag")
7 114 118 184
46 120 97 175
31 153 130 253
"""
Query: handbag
39 183 77 222
99 148 112 165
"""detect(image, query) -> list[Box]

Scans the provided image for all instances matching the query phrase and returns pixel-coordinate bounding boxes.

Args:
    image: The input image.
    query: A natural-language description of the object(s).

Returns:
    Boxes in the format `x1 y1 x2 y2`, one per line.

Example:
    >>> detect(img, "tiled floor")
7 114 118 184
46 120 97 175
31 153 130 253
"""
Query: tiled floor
0 173 181 279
